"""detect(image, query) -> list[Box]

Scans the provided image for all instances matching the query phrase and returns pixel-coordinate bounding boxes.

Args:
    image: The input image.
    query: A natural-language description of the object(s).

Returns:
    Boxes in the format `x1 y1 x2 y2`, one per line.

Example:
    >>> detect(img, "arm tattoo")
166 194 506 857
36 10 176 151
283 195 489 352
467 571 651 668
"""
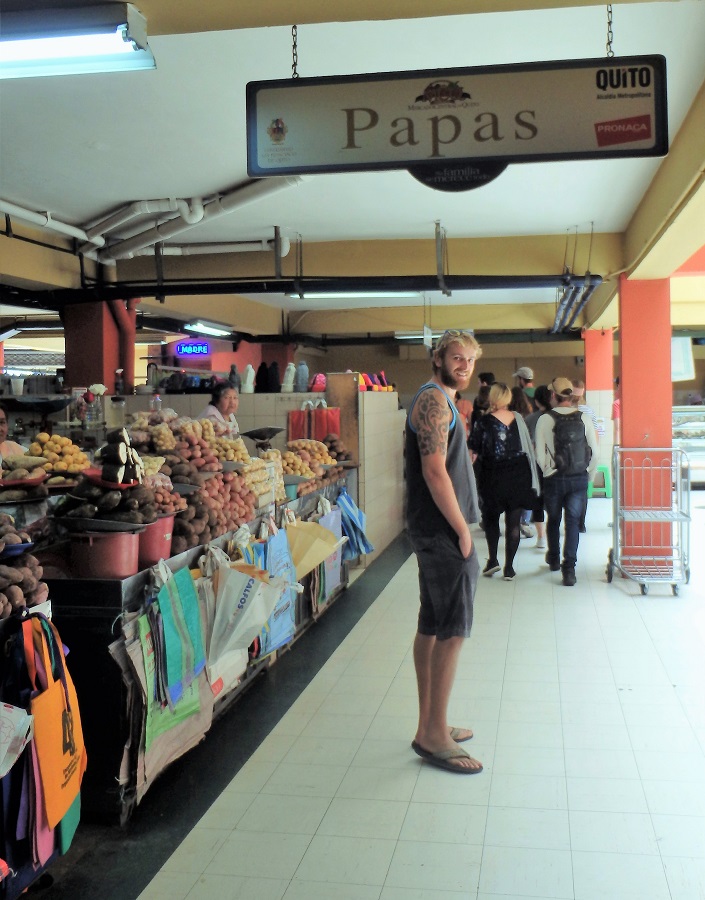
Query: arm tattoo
415 390 450 456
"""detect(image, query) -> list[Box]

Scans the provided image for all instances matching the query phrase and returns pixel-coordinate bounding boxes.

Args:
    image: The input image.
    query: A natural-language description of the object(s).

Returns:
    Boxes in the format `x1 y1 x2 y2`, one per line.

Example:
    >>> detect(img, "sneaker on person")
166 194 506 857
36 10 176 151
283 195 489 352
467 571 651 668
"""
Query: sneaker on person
503 566 516 581
483 560 501 576
535 536 547 549
545 552 560 572
561 565 577 586
520 524 533 539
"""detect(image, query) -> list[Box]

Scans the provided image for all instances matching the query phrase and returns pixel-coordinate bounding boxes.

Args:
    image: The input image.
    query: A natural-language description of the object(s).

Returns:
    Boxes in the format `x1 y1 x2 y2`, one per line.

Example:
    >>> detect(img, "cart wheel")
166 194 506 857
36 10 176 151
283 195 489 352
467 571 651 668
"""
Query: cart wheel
685 567 691 584
606 564 613 583
640 583 648 595
672 584 679 596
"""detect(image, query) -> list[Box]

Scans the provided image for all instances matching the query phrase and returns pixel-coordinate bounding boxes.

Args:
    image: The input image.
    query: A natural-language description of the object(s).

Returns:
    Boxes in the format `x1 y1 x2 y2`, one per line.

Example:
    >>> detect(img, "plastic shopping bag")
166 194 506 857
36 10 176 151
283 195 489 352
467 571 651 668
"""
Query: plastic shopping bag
209 565 286 662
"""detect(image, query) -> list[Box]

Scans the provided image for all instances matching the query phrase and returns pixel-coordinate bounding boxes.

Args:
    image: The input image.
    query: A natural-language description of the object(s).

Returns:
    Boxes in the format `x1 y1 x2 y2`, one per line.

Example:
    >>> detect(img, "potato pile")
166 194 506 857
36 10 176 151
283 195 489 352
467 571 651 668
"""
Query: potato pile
28 433 90 475
259 449 286 503
240 458 274 508
287 439 336 468
150 423 177 452
171 472 256 554
0 516 49 617
322 433 353 462
281 450 315 478
152 487 187 516
211 436 251 464
0 453 50 502
54 480 159 526
140 455 166 478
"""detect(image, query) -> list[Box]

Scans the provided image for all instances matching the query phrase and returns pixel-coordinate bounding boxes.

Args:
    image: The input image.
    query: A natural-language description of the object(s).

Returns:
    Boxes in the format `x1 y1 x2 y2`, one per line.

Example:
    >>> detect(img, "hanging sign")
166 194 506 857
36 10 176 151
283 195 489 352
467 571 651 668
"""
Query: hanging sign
175 341 211 357
408 160 508 192
247 55 667 177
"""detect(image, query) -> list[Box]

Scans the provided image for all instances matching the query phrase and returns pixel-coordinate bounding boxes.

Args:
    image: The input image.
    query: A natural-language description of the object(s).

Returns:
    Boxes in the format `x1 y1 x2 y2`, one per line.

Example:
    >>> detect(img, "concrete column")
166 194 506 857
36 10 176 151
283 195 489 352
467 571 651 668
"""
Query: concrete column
617 275 673 570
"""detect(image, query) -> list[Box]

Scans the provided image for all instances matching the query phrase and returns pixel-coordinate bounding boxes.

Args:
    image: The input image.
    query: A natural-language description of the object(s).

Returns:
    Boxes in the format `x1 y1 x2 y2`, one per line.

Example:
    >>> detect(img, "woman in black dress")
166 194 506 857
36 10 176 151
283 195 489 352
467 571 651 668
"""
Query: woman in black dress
469 382 540 581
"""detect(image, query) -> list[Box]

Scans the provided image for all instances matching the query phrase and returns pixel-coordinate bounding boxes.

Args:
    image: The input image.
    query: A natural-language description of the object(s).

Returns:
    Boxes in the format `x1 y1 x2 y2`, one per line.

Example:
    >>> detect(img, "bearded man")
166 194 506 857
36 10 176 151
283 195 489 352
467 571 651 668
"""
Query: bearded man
404 329 484 774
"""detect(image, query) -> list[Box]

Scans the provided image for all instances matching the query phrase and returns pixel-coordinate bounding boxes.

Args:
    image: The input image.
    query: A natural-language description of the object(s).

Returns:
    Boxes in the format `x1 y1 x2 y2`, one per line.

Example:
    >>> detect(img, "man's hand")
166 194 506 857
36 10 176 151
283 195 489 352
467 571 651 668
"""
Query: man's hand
459 527 473 559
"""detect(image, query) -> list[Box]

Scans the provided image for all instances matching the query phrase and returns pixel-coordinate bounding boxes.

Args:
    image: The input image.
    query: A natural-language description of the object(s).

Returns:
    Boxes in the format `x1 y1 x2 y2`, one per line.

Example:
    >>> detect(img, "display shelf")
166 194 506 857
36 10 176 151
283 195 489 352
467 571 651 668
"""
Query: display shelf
672 405 705 485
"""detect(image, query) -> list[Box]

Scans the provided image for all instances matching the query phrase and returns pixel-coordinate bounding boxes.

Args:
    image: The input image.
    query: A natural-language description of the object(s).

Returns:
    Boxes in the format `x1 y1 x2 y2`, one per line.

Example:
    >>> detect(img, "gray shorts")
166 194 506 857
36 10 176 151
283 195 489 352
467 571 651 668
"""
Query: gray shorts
409 530 479 640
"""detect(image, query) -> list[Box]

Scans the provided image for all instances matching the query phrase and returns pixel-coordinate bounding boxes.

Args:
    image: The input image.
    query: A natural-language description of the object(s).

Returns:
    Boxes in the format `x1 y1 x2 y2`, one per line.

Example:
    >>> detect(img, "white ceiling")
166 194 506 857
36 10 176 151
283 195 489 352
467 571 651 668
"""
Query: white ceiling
1 1 705 320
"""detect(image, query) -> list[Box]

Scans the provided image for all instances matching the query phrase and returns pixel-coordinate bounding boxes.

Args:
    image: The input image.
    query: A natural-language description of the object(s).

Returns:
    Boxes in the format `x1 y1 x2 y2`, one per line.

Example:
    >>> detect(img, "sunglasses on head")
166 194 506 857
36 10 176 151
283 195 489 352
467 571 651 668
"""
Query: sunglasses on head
440 329 473 339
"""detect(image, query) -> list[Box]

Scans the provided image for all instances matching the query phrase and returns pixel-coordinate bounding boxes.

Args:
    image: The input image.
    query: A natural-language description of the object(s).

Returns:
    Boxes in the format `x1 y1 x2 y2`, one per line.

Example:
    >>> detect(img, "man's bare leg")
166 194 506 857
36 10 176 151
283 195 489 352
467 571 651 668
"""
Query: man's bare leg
413 632 481 771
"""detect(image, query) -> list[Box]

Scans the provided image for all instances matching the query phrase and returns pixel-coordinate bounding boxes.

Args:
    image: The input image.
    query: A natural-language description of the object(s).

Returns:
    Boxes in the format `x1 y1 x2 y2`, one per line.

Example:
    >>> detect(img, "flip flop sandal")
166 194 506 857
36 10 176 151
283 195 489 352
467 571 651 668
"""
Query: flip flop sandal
421 745 483 775
449 727 473 742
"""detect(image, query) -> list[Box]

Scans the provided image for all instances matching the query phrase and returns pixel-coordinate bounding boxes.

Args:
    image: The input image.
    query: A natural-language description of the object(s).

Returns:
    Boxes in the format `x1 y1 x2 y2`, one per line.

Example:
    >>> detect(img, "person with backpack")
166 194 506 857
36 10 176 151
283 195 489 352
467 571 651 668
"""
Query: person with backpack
534 377 598 586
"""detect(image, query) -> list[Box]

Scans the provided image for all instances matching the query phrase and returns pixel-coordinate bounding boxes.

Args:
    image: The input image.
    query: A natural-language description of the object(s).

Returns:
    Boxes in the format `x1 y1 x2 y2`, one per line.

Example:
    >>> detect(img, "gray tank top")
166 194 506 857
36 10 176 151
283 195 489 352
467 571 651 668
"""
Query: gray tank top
405 382 480 540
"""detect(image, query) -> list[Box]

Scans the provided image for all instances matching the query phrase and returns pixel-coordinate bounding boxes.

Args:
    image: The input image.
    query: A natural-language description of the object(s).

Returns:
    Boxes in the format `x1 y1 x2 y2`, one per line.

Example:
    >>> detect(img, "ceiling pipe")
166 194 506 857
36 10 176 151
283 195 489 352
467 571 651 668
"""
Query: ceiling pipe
564 275 599 330
6 273 601 307
0 199 105 248
550 283 580 334
98 177 302 263
128 236 291 257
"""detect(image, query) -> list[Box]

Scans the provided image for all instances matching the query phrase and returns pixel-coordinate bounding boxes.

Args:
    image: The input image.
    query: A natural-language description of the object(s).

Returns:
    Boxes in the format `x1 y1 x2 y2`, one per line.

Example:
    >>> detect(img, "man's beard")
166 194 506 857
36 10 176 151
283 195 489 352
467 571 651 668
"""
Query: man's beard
439 359 471 392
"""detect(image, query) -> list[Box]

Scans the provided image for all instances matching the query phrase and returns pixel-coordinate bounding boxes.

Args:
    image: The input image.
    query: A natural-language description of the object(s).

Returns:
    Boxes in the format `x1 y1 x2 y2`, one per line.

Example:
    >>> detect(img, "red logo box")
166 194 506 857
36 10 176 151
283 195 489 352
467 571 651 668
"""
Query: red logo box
595 114 652 147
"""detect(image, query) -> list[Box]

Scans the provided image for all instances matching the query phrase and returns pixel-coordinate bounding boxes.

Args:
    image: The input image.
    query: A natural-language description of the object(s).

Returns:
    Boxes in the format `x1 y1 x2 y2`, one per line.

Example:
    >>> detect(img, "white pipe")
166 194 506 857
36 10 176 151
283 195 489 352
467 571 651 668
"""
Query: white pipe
99 177 302 262
130 236 291 257
175 198 205 225
0 199 105 247
83 199 183 240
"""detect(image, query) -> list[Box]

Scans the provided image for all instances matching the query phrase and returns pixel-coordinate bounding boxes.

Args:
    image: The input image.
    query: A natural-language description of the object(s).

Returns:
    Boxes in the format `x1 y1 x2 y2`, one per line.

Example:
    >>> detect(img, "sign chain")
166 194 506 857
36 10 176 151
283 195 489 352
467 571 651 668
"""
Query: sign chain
291 25 299 79
605 5 614 58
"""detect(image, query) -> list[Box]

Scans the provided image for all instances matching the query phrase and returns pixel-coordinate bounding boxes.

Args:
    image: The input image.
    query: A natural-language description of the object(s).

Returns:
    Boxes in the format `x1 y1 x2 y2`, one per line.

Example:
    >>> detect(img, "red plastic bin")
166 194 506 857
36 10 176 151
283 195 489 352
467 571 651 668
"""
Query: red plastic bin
70 531 140 579
138 515 174 570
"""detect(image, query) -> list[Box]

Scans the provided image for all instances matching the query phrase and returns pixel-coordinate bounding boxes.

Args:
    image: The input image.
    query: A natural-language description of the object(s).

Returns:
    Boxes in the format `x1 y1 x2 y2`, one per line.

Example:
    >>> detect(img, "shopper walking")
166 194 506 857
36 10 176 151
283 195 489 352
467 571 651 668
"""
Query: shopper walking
405 329 484 774
524 385 552 549
469 382 540 582
535 377 598 586
513 365 537 410
571 378 599 533
509 388 535 539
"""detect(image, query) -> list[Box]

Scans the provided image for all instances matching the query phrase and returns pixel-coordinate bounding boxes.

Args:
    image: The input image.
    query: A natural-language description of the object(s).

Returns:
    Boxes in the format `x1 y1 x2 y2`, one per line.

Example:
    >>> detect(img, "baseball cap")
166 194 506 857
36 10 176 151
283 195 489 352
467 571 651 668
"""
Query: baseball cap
550 377 574 398
513 366 534 380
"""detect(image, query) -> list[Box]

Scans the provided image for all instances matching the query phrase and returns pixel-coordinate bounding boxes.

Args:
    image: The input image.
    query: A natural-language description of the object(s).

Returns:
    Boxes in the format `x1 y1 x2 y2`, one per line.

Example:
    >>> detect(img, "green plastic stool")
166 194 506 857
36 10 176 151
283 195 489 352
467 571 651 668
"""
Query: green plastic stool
588 464 612 498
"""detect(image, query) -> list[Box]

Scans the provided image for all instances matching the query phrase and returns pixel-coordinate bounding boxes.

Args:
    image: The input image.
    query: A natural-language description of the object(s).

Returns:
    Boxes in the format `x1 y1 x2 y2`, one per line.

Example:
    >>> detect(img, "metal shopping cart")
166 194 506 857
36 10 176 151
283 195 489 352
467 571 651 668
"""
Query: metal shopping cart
606 446 691 595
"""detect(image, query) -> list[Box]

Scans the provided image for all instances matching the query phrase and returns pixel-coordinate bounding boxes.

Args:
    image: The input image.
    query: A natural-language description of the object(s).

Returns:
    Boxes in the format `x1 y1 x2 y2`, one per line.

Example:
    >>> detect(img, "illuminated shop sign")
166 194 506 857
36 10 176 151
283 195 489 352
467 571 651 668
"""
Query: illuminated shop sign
175 341 210 357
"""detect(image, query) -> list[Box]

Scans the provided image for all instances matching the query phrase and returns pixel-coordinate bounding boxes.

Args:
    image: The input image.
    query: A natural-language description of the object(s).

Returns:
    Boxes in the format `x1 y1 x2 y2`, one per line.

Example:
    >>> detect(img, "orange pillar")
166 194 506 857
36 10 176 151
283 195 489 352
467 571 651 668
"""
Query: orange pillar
583 328 614 390
618 275 672 569
63 302 121 391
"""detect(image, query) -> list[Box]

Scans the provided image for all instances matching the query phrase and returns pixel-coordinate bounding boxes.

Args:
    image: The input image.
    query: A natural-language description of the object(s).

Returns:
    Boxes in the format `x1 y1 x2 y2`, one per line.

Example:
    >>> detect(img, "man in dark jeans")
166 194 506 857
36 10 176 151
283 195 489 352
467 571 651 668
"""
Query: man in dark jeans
534 377 598 586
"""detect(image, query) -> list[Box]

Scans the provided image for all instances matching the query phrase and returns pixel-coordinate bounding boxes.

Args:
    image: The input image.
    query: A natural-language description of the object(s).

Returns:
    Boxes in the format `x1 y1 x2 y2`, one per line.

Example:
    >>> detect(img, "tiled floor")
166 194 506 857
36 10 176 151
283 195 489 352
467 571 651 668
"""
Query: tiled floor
137 495 705 900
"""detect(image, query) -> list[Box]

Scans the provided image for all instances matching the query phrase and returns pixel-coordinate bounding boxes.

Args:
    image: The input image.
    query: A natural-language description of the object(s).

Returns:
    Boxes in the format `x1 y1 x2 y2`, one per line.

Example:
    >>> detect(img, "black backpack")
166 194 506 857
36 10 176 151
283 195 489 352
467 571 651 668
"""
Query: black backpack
549 410 591 475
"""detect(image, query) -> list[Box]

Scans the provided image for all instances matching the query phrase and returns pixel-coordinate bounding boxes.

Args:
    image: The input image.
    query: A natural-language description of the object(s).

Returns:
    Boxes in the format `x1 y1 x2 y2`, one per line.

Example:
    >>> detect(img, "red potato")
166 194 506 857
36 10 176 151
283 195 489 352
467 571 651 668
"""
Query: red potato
191 457 206 468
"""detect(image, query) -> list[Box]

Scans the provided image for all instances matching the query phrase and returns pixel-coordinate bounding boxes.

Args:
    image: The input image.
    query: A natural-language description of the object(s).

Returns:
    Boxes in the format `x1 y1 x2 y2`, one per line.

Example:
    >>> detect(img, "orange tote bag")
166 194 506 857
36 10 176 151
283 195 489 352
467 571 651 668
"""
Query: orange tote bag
23 616 88 829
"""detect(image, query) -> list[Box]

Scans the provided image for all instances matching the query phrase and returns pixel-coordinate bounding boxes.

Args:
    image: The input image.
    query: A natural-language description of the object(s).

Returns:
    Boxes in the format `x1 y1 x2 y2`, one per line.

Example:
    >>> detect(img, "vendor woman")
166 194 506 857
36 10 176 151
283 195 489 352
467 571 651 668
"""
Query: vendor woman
0 403 25 458
197 383 240 437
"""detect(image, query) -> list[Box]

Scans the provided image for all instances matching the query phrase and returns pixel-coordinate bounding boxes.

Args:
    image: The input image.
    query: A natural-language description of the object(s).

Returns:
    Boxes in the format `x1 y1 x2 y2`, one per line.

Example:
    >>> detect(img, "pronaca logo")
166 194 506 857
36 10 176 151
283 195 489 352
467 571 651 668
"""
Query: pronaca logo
415 80 471 105
595 114 652 147
267 118 288 144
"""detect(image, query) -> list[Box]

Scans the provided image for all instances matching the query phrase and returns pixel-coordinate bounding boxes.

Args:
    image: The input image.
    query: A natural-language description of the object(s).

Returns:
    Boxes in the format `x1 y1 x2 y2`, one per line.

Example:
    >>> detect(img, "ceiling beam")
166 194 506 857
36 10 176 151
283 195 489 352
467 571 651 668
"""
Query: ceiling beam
127 0 683 35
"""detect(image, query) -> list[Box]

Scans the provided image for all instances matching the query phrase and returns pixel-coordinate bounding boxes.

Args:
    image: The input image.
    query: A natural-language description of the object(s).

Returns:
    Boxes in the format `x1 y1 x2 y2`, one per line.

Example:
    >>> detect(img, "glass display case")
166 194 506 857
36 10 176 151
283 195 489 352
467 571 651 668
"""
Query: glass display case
672 406 705 485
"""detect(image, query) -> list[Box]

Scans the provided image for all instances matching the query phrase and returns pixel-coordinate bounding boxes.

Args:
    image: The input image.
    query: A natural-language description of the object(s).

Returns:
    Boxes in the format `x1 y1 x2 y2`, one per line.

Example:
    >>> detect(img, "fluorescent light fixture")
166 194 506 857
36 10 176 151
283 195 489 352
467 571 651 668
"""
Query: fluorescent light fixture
287 291 421 300
395 331 445 340
0 4 156 79
184 321 232 338
0 327 21 342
